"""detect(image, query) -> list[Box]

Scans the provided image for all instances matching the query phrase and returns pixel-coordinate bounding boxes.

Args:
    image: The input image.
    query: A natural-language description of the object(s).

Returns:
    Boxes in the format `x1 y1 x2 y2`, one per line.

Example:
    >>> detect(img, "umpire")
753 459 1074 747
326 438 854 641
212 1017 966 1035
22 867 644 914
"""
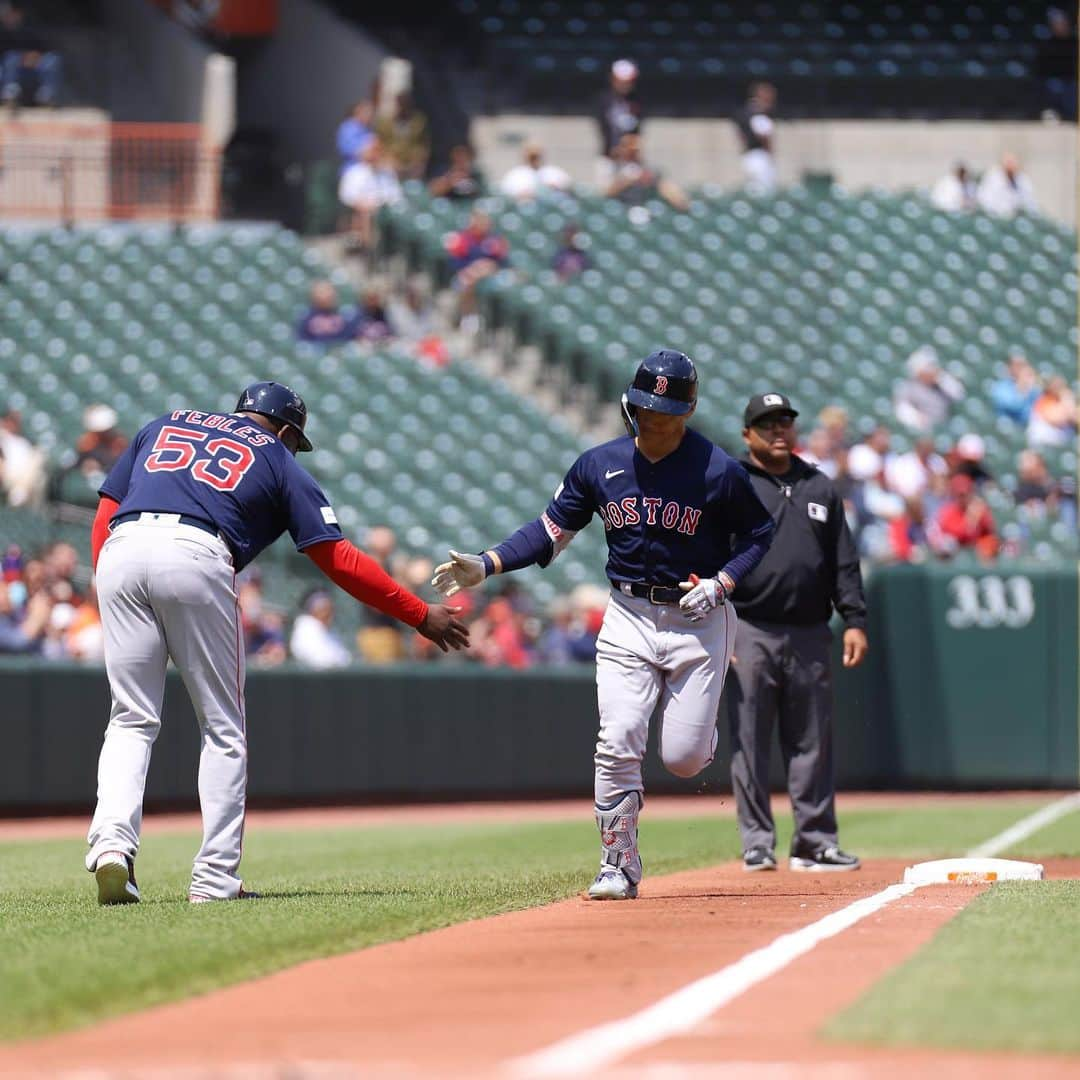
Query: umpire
726 393 868 872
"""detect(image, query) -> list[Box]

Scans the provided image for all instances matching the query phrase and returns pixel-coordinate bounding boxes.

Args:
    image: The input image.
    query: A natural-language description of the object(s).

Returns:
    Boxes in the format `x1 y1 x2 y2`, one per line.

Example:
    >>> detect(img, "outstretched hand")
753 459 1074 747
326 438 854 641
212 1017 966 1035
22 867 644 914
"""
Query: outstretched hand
417 604 470 652
431 550 487 597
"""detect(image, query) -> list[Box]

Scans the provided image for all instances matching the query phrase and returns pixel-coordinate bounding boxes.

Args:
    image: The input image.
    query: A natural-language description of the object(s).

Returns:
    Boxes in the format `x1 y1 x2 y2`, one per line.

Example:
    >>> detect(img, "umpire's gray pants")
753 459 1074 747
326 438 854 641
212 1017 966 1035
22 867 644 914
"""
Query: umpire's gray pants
725 618 837 856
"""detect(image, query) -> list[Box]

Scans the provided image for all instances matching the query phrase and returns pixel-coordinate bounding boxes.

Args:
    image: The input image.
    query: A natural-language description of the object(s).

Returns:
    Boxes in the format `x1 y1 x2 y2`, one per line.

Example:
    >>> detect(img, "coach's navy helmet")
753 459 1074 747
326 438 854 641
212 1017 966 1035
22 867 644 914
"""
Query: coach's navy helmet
236 380 313 452
626 349 698 416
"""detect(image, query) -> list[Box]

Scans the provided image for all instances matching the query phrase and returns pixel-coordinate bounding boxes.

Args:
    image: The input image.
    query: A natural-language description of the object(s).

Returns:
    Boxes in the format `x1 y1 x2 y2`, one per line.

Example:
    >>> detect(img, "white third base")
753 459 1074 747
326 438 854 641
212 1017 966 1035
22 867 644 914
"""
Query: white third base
903 857 1045 885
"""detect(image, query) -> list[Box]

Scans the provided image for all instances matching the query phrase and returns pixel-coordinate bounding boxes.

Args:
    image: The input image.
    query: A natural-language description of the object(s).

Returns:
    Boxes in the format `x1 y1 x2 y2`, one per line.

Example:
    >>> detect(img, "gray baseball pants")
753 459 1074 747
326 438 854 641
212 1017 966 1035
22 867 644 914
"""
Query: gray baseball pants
594 588 737 806
725 618 838 856
85 517 247 900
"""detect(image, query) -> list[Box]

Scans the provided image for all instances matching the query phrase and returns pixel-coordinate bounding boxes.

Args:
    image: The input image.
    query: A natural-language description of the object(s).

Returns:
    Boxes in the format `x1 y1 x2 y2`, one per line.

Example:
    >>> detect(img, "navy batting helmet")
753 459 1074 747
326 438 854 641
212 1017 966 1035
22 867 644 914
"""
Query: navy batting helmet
622 350 697 435
236 381 313 452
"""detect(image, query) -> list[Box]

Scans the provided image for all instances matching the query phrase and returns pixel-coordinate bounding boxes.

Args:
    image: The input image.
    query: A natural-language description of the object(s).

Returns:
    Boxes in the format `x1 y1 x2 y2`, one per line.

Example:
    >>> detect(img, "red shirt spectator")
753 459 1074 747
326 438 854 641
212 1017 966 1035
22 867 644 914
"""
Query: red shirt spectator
934 474 999 560
445 210 509 272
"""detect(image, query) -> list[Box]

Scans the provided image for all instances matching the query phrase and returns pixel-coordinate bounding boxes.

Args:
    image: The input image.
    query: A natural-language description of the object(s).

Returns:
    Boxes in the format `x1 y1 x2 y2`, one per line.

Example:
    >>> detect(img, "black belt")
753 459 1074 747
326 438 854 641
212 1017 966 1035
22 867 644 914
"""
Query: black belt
614 581 684 605
112 511 220 538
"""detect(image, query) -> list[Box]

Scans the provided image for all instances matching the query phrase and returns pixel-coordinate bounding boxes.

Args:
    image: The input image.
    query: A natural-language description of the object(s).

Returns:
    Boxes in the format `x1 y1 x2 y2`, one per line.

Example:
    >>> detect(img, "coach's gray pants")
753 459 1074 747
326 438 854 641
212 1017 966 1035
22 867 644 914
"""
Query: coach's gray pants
725 618 837 856
85 518 247 900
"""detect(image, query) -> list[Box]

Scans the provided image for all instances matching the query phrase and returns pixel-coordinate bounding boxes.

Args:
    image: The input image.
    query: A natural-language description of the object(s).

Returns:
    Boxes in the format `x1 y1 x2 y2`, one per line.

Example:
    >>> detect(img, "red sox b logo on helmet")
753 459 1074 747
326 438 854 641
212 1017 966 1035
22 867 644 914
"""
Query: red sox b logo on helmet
654 375 668 395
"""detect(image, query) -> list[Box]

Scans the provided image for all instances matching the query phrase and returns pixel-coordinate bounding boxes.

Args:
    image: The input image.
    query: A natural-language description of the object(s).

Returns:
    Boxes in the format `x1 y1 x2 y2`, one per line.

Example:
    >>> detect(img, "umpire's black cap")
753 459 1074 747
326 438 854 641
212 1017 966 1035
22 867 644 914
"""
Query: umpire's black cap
743 392 799 427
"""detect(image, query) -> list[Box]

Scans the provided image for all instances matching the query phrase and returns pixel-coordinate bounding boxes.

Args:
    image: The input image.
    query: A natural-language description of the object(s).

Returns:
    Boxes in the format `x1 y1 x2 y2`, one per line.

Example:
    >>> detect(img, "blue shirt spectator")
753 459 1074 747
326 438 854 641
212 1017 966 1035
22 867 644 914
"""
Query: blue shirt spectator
990 353 1041 425
336 99 375 176
296 280 357 345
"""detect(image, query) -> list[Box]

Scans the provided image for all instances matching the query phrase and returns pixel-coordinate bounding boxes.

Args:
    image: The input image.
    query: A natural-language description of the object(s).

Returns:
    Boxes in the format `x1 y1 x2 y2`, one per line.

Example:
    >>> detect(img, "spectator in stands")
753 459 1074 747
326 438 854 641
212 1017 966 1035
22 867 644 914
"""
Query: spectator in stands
427 143 486 201
351 284 395 344
976 153 1037 218
552 222 590 280
444 207 510 334
1039 6 1078 121
846 427 905 560
885 435 948 500
933 473 999 561
500 140 572 203
0 408 46 508
0 2 61 109
888 495 933 564
599 132 690 213
387 278 448 366
991 352 1042 425
597 58 643 159
948 433 994 488
338 137 404 257
290 588 352 668
295 280 355 345
335 99 375 176
798 426 838 477
566 584 609 663
355 525 406 664
930 162 978 213
237 569 287 668
1027 374 1078 447
375 90 431 181
64 581 103 663
817 404 851 452
893 346 963 433
72 404 128 483
1013 448 1059 512
471 595 532 669
736 82 779 195
0 577 50 653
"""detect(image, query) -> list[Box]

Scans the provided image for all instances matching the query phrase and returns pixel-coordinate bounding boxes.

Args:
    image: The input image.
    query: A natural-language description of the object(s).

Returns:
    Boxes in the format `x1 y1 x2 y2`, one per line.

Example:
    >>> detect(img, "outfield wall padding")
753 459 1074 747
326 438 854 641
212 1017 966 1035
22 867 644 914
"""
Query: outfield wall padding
1 564 1075 813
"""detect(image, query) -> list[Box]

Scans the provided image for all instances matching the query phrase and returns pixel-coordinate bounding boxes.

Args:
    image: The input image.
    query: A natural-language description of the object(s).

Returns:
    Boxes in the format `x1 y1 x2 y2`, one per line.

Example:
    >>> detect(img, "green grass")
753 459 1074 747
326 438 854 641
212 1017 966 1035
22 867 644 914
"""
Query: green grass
0 815 729 1041
825 805 1080 1055
0 799 1074 1046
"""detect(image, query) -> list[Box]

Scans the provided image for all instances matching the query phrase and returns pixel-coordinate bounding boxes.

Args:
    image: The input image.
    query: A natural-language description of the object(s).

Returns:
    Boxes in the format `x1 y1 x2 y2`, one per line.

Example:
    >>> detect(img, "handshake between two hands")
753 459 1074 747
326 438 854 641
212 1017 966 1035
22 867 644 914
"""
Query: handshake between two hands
430 552 730 623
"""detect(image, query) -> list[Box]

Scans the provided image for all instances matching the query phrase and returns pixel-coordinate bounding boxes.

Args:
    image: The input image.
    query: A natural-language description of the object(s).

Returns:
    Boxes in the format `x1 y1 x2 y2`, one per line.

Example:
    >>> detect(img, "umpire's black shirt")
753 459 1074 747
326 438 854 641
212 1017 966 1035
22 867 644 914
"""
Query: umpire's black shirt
731 455 867 629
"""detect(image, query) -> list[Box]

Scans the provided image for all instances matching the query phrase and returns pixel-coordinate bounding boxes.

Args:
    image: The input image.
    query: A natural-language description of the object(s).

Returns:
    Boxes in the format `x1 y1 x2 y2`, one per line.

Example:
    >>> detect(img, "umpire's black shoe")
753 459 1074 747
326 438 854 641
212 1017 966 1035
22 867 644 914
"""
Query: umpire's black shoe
743 846 778 872
789 846 861 872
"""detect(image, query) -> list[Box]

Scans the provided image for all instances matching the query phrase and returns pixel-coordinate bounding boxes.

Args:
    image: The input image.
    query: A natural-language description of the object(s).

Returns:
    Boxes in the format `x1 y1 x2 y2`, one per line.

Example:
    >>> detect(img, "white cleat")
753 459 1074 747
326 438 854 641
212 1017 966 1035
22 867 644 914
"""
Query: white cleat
587 868 639 900
95 851 140 905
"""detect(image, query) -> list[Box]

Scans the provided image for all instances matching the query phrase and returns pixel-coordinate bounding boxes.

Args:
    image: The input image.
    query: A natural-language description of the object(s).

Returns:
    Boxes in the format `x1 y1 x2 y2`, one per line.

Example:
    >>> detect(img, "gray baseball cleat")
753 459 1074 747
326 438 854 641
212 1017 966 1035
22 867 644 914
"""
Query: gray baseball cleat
587 868 639 900
95 851 140 905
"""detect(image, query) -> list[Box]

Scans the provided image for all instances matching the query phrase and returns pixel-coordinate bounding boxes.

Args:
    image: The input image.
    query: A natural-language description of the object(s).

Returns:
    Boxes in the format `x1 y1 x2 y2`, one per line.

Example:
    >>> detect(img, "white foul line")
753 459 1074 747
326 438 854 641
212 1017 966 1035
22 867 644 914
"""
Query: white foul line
965 791 1080 858
506 792 1080 1080
505 882 916 1079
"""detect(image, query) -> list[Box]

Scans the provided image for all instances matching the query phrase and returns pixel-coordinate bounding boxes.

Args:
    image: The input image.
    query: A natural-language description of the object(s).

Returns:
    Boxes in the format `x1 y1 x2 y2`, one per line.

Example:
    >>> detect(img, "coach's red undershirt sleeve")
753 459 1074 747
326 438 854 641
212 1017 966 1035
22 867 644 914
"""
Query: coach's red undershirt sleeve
91 496 120 571
305 539 428 628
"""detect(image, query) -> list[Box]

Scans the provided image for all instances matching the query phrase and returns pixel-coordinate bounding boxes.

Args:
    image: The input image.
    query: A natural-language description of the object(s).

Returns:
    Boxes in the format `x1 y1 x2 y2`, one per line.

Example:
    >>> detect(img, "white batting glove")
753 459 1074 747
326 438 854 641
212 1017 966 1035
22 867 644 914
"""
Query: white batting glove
431 550 487 597
678 574 732 622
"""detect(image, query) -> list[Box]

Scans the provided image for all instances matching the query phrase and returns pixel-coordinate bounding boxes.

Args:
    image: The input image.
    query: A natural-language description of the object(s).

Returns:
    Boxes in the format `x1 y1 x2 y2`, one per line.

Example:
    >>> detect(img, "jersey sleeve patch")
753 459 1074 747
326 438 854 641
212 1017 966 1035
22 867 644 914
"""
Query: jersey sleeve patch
321 505 338 525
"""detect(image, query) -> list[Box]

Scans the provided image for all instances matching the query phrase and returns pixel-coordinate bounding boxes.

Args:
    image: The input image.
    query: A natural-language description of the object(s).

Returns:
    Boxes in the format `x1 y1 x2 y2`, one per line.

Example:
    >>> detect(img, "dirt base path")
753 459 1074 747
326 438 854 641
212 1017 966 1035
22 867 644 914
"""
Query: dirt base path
3 857 1079 1080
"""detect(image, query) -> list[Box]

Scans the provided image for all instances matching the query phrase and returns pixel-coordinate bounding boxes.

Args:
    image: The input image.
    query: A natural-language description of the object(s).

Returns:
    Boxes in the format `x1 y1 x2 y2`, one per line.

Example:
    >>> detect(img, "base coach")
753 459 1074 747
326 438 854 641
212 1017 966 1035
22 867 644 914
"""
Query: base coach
726 393 869 872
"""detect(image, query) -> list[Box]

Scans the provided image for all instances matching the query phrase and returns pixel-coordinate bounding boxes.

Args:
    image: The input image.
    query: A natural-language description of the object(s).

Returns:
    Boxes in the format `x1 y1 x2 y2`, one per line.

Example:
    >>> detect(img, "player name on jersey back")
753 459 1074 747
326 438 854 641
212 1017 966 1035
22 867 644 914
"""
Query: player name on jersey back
168 410 277 446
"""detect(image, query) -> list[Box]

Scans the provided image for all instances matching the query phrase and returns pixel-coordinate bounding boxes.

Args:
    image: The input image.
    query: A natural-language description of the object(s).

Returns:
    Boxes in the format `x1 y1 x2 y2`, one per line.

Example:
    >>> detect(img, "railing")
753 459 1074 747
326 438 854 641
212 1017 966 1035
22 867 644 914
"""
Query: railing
0 120 221 224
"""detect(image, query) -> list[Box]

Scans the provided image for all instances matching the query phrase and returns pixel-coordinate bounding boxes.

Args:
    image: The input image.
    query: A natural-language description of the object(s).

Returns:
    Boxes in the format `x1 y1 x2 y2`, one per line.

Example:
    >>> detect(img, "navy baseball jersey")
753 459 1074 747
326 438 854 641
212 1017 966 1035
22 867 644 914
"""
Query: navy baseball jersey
545 429 774 586
100 410 343 571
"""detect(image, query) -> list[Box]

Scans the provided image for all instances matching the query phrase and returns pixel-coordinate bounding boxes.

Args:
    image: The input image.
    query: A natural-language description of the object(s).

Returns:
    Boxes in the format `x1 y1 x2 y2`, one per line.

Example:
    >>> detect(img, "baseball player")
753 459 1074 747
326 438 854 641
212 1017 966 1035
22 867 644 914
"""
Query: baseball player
85 382 469 905
433 351 775 899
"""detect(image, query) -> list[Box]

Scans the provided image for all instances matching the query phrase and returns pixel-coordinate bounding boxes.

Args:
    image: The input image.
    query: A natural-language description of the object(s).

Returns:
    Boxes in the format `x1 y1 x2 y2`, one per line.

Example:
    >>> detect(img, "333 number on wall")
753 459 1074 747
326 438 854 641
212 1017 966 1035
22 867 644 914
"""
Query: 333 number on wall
946 575 1036 629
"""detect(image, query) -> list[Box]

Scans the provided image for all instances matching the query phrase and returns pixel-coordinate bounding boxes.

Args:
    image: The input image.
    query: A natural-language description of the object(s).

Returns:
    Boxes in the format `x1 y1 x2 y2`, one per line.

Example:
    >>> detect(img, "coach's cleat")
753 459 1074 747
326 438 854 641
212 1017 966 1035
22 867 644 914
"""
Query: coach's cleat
95 851 140 905
743 846 778 872
789 846 861 872
587 868 638 900
188 887 261 904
